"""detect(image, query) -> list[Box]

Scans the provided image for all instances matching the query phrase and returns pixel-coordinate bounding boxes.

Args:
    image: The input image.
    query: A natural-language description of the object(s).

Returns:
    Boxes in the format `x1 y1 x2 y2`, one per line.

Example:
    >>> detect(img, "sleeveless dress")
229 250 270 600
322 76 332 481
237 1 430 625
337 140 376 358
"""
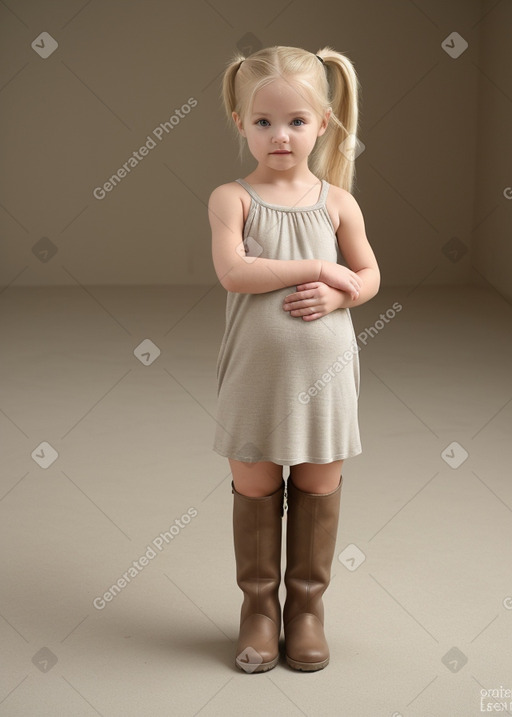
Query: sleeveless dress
213 177 362 466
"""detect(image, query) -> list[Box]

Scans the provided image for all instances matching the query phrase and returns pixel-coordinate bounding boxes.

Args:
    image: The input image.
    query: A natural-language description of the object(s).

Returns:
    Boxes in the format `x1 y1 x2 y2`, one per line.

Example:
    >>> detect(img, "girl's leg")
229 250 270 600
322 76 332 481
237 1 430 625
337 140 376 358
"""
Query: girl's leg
284 459 344 671
289 459 343 494
230 458 284 672
229 458 283 497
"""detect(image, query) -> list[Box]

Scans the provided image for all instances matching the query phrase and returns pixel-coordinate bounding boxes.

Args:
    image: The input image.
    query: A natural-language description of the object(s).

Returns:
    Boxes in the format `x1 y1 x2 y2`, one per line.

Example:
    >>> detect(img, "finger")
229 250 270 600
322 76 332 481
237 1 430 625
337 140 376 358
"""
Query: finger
285 301 313 311
302 311 322 321
290 307 316 317
349 280 361 296
283 298 300 309
284 290 306 303
296 289 317 299
291 298 319 311
296 282 319 292
291 304 320 317
284 291 316 306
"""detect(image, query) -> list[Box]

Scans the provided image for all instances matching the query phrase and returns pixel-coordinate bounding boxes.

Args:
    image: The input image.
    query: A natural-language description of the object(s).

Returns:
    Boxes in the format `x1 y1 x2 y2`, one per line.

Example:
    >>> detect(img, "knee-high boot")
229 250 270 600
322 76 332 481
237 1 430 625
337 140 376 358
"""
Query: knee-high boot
283 476 342 671
232 480 284 672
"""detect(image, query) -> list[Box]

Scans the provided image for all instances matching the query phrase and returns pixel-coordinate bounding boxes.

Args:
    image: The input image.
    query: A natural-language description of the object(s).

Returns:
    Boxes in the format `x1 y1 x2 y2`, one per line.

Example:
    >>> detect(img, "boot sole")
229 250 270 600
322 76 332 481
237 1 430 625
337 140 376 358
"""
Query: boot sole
286 655 329 671
236 654 279 673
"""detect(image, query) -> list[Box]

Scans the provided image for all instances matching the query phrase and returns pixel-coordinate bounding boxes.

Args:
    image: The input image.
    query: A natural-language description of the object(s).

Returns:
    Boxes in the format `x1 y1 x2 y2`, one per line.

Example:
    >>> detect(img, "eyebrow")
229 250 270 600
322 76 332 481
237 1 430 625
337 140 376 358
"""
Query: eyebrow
251 110 314 117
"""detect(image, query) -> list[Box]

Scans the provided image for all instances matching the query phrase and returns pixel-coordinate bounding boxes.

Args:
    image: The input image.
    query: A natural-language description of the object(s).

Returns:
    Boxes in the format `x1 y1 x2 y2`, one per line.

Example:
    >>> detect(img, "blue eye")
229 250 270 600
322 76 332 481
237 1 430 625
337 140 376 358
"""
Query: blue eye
255 118 306 127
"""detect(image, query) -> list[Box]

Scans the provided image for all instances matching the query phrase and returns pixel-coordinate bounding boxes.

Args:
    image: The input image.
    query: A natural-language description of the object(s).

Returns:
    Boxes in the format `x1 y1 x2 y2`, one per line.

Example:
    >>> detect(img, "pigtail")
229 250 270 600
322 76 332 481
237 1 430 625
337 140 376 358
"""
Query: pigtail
221 54 246 161
310 47 361 193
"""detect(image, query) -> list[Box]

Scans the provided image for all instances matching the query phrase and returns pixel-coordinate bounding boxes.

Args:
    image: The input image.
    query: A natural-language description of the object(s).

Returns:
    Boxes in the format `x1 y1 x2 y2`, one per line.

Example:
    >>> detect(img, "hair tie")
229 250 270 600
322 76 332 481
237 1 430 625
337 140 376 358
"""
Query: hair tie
315 54 325 64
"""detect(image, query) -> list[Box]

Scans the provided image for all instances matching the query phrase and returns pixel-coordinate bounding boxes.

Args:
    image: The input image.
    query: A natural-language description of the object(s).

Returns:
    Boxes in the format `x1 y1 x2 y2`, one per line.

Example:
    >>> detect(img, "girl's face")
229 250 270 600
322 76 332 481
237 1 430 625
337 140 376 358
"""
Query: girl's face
233 78 331 173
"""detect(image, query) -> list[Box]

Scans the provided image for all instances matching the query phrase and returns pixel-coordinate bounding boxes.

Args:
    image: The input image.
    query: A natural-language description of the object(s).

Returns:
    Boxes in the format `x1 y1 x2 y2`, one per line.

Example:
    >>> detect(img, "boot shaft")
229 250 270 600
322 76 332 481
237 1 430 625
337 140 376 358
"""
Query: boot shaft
232 482 284 623
284 478 342 622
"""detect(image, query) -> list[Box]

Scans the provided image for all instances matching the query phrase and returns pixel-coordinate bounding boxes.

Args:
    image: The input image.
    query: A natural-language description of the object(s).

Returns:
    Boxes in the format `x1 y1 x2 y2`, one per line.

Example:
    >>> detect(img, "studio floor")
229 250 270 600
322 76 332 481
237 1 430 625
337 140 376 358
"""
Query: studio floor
1 283 511 717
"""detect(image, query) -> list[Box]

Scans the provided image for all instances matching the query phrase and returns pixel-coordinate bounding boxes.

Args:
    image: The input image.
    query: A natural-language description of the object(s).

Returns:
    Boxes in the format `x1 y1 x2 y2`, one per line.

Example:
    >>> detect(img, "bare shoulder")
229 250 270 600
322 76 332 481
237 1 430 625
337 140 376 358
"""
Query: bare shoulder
208 181 243 205
208 181 249 225
325 184 360 233
328 184 363 220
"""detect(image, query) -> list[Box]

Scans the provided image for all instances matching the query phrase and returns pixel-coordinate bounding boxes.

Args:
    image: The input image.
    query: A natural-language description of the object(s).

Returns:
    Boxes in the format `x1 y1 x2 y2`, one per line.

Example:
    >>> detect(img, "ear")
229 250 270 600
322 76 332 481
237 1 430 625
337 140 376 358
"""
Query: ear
232 111 246 137
317 107 332 137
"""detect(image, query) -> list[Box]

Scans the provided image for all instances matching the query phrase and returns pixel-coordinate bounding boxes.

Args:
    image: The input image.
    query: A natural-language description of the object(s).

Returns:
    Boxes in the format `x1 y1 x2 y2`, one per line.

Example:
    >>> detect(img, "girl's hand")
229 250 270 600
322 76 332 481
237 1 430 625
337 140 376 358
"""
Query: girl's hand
283 282 349 321
318 262 362 297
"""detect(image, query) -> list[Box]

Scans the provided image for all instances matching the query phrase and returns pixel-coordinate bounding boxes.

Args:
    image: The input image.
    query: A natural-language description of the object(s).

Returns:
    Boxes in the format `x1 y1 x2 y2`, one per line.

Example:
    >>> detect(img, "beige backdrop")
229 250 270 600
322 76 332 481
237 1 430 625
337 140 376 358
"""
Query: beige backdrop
1 0 511 301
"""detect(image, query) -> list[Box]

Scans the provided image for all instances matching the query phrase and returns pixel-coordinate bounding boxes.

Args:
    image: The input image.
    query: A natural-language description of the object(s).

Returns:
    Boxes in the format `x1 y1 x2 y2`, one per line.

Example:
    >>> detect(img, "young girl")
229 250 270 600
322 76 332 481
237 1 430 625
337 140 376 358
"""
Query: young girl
209 45 380 673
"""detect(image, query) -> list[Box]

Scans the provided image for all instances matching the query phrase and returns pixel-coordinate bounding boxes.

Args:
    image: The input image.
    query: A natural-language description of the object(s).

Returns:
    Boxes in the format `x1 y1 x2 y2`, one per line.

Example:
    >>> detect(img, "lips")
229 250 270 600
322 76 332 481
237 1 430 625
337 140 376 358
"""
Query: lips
271 150 291 154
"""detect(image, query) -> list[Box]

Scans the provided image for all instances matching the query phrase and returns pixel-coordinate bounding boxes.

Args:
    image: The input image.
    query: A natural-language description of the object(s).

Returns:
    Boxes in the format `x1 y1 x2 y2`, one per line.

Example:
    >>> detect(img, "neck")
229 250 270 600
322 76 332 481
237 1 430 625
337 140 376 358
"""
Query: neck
248 163 318 186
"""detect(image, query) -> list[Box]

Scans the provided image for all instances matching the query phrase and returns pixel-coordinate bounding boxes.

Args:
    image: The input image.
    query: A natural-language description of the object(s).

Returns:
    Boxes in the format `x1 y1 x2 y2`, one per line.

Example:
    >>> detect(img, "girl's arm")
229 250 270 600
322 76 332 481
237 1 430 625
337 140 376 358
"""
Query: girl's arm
283 188 380 319
333 188 380 308
209 183 361 295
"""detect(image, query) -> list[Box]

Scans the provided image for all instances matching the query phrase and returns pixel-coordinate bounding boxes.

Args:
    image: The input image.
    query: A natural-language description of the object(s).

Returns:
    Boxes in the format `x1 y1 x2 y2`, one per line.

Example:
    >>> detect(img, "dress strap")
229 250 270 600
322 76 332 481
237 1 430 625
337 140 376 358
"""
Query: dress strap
235 178 329 210
235 178 260 202
317 179 330 206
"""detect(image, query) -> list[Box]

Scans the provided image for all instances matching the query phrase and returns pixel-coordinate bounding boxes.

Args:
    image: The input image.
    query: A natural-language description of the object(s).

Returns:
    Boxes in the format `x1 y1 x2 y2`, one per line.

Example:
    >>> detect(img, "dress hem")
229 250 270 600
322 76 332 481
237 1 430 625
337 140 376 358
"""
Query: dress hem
212 445 362 467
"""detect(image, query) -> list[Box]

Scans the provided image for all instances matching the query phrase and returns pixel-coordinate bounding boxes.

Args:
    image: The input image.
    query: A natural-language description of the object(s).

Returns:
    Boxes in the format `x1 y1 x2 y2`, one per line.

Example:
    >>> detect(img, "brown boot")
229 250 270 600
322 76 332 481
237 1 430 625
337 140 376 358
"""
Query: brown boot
283 476 342 671
232 480 284 673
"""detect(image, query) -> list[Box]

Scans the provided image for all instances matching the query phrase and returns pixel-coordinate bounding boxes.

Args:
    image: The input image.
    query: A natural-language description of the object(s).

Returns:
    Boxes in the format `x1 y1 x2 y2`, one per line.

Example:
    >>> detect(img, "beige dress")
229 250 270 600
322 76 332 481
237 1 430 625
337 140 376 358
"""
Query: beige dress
213 178 362 466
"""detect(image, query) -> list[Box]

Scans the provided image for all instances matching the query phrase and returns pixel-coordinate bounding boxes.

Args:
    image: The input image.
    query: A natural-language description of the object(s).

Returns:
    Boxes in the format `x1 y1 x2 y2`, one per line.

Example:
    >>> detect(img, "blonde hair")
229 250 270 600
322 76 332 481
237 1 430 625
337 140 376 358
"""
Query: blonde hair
221 45 361 192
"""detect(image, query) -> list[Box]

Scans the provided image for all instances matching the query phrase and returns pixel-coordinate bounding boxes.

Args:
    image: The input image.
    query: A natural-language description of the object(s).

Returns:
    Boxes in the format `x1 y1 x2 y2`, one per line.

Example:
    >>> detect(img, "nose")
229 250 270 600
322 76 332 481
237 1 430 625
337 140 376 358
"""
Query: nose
272 125 289 143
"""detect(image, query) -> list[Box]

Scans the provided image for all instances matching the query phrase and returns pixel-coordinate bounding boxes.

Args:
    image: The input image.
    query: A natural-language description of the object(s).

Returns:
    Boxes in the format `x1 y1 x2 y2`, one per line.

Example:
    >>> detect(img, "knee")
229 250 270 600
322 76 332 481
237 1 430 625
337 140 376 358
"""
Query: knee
289 477 340 495
230 460 283 497
288 463 343 495
234 479 283 498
